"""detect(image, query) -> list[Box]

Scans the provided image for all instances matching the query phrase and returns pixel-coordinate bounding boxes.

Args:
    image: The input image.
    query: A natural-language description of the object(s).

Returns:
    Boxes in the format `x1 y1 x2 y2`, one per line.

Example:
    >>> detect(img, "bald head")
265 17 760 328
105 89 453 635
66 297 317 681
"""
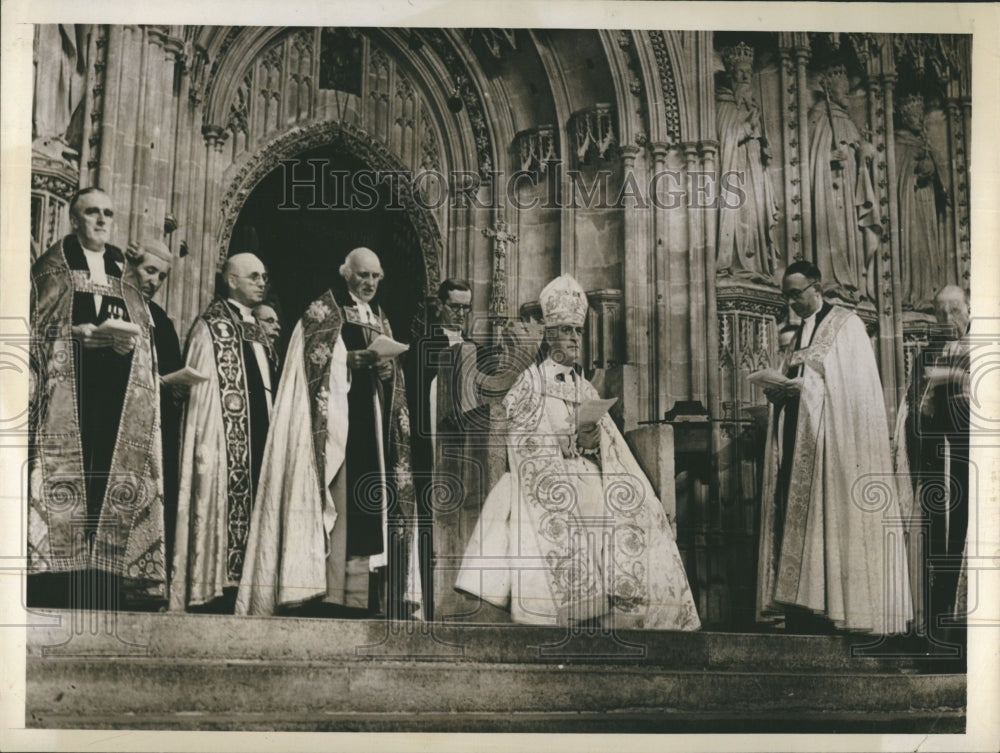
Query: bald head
223 253 268 307
340 247 383 303
934 285 970 339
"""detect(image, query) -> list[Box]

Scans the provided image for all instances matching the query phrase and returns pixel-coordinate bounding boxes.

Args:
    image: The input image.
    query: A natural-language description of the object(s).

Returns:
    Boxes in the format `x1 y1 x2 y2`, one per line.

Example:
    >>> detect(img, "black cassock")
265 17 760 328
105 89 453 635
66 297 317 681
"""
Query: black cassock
63 235 134 527
149 301 182 575
335 290 392 559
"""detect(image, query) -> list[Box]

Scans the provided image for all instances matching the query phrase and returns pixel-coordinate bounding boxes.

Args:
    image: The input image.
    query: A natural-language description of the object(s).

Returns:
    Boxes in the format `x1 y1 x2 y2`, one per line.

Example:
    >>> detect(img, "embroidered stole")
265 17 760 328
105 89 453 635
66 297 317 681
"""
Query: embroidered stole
299 290 344 498
773 305 852 602
201 298 269 584
29 237 163 586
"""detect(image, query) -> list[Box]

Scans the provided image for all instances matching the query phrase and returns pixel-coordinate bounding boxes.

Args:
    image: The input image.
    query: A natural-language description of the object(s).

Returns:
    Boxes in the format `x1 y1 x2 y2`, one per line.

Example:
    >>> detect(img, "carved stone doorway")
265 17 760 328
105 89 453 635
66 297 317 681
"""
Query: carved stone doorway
227 137 437 344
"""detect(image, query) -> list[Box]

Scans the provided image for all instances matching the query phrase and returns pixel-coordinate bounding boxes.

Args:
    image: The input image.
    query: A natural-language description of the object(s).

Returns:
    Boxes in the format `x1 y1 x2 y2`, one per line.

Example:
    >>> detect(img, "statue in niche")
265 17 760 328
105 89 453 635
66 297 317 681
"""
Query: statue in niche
715 42 779 282
807 63 881 302
33 24 90 162
895 93 951 312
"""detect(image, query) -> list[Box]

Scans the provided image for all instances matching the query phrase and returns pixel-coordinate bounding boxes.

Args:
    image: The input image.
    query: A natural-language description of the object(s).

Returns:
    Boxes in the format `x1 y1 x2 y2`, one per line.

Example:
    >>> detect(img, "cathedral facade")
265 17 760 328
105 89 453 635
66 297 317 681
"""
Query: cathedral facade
30 24 972 630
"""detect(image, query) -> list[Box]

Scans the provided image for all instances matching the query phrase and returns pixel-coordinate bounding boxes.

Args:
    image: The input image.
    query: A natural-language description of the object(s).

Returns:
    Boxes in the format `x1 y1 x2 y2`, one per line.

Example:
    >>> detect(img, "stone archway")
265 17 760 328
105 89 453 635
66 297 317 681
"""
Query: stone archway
216 120 443 341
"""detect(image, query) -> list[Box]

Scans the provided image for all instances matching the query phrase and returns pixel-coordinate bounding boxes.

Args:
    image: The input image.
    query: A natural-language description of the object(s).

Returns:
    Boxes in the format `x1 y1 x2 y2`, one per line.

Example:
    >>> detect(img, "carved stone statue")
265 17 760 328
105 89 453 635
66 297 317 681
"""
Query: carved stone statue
807 63 881 302
32 24 90 161
895 94 950 312
715 42 779 281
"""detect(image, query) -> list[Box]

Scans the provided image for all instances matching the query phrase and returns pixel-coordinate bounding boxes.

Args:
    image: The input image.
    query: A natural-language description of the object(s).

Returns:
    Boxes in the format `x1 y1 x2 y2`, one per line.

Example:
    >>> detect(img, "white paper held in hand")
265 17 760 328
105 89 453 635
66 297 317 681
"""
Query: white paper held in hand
162 366 209 387
369 334 409 358
94 319 141 337
577 397 617 426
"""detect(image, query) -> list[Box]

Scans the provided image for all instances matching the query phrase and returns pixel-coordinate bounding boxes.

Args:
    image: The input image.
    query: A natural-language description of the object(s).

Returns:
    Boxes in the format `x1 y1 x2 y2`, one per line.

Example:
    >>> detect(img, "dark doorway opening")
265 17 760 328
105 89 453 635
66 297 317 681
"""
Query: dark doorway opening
228 142 428 344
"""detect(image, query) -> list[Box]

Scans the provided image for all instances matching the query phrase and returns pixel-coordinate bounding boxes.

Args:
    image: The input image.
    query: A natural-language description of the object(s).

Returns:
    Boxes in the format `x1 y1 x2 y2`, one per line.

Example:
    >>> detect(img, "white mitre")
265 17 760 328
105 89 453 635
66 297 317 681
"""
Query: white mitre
539 274 588 327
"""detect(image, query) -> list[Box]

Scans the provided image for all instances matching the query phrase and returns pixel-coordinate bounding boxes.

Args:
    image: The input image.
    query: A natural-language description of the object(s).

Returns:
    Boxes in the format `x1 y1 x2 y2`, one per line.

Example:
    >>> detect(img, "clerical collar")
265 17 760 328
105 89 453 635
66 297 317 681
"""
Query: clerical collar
227 298 254 320
542 357 577 381
349 292 373 309
441 325 464 346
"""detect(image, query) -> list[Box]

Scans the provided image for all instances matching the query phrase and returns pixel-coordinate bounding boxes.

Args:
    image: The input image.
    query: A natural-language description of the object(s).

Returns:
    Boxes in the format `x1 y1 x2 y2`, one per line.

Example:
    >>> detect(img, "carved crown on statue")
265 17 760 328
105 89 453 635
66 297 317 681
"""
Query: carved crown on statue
721 41 754 72
540 274 589 328
819 63 849 91
898 93 926 122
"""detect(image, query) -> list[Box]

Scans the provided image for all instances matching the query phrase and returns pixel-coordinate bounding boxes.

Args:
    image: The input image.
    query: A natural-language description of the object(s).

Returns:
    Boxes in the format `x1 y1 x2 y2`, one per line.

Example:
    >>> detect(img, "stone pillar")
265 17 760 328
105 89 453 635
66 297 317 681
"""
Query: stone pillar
95 24 126 191
649 141 671 418
190 125 225 321
700 139 723 426
129 26 163 244
625 424 677 531
682 141 707 407
620 144 653 428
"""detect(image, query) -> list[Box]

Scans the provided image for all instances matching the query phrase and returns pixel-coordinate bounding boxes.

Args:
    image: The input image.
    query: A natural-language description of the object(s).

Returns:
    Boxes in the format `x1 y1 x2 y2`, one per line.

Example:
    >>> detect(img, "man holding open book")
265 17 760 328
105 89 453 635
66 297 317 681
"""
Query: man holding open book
755 261 912 635
28 187 167 609
455 275 701 630
236 247 418 619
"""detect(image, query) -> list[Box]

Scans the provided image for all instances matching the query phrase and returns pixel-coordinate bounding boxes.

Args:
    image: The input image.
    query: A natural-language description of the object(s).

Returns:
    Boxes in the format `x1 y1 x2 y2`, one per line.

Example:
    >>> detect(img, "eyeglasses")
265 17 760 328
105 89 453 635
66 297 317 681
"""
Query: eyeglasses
444 302 472 315
782 282 818 301
239 272 269 283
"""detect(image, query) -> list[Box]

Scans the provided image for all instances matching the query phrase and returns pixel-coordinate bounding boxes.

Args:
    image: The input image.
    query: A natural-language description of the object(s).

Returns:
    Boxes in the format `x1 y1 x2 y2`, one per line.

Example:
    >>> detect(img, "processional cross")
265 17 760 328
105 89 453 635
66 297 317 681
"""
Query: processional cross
482 217 518 337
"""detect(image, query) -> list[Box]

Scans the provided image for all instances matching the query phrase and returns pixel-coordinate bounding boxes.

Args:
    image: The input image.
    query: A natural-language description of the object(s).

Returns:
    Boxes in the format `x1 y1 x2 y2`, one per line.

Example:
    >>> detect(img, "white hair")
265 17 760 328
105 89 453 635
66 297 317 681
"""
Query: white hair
339 247 381 279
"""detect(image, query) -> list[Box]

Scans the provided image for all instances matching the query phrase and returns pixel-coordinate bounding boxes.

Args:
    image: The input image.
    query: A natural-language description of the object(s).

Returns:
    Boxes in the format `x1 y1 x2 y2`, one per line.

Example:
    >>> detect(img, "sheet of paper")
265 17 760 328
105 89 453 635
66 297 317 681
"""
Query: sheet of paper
748 369 800 390
162 366 209 387
94 319 141 337
577 397 617 426
369 334 409 358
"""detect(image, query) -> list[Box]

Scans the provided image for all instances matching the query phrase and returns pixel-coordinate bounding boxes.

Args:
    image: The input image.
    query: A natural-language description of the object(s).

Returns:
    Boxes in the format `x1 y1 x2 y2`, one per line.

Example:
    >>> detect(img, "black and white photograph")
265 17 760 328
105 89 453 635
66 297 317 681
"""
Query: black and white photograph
1 1 997 750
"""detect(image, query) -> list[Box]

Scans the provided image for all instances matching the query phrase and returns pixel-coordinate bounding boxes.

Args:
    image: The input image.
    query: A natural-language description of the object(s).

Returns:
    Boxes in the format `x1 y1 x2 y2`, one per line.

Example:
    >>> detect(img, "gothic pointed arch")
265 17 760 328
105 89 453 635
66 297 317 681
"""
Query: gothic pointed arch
216 119 443 339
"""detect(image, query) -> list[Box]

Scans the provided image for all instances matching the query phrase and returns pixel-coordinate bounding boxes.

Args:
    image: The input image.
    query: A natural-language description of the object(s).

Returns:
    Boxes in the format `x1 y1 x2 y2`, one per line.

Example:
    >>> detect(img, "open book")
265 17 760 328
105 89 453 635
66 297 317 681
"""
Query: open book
748 369 802 390
94 319 141 337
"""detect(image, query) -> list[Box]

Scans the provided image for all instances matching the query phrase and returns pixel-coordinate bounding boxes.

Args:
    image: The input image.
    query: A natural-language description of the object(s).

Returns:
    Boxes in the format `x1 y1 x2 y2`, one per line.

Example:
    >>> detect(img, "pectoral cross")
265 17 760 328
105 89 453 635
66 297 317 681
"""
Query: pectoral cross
482 217 518 332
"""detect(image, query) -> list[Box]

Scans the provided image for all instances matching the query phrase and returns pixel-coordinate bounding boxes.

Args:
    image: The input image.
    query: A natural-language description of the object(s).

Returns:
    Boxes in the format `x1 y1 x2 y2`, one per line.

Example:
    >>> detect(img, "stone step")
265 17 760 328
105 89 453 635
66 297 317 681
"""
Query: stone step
26 610 965 733
28 657 966 717
26 610 967 673
28 709 968 734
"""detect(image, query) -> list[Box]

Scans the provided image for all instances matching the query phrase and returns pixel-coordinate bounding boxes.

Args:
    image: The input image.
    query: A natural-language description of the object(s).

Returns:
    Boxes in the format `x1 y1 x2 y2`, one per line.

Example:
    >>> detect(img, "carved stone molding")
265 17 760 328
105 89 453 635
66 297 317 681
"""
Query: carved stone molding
201 26 245 110
420 29 495 178
569 104 617 166
86 25 110 172
585 289 624 369
646 31 682 146
464 29 517 61
215 119 443 304
513 125 558 174
715 280 785 320
615 30 649 146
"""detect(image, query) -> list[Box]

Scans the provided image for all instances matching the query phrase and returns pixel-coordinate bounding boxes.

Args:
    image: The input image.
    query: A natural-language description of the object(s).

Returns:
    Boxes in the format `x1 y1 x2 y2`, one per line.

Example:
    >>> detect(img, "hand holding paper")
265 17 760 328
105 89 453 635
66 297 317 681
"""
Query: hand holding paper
577 397 617 427
162 366 209 387
95 319 141 355
369 334 409 359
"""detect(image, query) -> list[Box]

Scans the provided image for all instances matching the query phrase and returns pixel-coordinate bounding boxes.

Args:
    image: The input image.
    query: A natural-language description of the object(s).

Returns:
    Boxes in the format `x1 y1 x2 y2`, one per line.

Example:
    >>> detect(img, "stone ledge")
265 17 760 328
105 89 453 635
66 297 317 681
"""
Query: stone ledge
25 610 967 674
27 709 968 733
